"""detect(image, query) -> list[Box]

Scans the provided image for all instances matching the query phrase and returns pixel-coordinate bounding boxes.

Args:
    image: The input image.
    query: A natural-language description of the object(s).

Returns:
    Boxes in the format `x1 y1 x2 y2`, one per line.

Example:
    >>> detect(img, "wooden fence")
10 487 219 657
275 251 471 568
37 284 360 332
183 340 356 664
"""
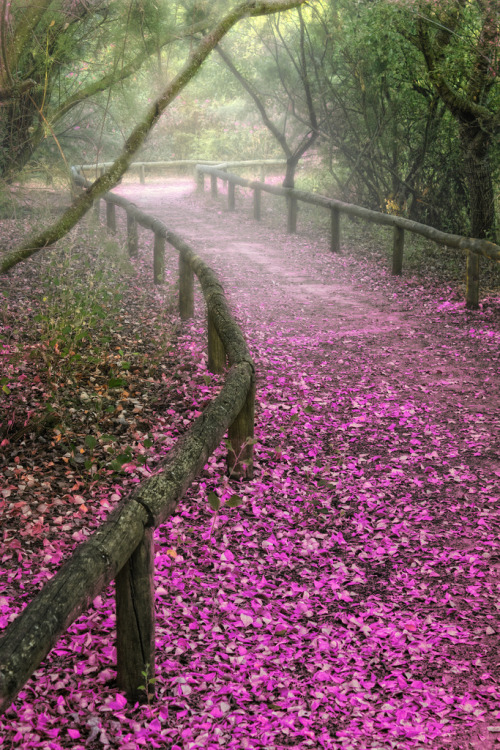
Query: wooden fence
76 158 285 185
196 164 500 310
0 164 259 714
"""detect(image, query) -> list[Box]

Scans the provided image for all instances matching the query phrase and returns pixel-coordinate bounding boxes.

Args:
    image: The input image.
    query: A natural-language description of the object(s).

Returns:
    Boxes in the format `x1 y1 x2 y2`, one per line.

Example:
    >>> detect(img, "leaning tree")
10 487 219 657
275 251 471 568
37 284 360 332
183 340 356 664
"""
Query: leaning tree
0 0 308 273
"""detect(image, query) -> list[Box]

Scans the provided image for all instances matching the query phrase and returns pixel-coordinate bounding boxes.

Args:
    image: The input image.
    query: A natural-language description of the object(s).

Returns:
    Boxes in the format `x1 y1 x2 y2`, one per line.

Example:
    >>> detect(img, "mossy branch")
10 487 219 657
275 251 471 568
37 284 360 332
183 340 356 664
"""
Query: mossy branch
0 0 307 275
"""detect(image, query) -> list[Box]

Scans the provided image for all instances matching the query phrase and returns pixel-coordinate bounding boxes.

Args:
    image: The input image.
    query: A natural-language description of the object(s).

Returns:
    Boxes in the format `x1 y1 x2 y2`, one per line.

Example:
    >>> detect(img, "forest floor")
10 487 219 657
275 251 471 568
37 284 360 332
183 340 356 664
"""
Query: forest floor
1 176 500 749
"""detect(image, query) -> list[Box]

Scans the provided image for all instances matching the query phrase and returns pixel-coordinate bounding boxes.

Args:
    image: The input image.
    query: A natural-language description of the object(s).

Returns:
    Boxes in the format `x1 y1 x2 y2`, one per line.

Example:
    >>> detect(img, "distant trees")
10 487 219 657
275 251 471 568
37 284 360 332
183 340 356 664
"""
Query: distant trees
0 0 211 182
0 0 308 273
216 8 322 188
210 0 498 239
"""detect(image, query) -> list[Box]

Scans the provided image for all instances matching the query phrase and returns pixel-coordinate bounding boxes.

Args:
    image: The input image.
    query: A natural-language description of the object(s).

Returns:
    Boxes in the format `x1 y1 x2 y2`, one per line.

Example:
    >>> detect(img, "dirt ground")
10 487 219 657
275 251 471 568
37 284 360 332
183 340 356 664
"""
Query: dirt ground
110 177 500 748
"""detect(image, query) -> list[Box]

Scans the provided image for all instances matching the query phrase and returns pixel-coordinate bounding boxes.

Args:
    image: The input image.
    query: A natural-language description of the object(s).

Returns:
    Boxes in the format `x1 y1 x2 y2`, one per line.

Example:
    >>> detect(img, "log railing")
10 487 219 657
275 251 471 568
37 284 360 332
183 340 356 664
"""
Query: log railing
0 165 256 714
196 165 500 310
76 158 286 185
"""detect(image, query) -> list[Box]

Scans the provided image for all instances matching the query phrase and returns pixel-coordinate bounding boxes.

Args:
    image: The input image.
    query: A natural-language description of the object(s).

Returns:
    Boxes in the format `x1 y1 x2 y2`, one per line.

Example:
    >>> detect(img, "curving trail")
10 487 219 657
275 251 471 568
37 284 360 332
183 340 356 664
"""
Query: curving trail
111 177 500 749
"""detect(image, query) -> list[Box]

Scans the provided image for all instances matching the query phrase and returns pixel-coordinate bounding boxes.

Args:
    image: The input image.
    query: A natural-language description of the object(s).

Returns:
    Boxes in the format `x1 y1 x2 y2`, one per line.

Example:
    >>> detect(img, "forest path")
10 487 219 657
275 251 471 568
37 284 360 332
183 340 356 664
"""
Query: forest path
114 177 500 749
115 177 495 417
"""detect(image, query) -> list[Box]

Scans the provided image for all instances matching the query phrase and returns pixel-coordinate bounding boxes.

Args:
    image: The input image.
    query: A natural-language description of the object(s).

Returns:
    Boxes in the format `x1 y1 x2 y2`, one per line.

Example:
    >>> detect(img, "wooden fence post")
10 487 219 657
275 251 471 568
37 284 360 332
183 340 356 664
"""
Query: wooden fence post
260 165 265 182
330 207 340 253
207 311 226 374
106 201 116 234
179 254 194 319
140 164 145 185
197 170 204 192
287 194 298 233
115 528 155 704
210 174 218 197
93 198 101 220
254 188 261 221
127 212 138 257
153 232 165 285
466 250 480 309
392 225 404 275
228 378 255 479
228 182 235 211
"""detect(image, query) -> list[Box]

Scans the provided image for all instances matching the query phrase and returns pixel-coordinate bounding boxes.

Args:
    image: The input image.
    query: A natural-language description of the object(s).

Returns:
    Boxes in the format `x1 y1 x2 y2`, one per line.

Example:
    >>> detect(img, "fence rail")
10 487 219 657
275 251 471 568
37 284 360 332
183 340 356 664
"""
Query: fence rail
0 163 258 714
196 165 500 309
76 158 286 185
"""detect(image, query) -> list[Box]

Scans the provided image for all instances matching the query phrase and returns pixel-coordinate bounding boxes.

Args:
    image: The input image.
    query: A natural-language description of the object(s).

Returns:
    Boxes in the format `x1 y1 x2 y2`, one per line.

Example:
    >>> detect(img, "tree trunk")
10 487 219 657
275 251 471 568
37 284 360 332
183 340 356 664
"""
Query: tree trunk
459 122 496 241
283 157 298 189
0 95 43 182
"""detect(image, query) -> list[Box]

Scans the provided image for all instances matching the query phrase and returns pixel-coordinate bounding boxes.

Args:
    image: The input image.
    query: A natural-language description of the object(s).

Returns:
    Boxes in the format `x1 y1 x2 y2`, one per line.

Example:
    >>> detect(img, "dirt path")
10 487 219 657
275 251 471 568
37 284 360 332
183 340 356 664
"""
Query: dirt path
113 178 500 749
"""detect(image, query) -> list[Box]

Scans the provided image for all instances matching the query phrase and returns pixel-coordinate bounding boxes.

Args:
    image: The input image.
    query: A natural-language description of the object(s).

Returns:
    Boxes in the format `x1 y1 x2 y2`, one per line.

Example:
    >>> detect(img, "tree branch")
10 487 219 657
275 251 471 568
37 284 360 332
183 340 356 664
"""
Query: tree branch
1 0 307 273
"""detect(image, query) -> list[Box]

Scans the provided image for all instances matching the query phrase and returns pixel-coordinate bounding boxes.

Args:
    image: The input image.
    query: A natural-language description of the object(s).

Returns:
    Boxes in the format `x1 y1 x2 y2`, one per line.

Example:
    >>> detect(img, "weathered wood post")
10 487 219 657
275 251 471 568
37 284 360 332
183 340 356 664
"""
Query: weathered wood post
466 250 480 309
287 194 298 233
392 225 404 275
260 165 265 182
93 199 101 220
207 311 226 374
210 174 218 197
228 181 235 211
139 164 145 185
330 207 340 253
106 201 116 234
127 212 138 257
197 169 205 192
254 187 261 221
115 528 155 704
228 378 255 479
179 253 194 319
153 232 165 285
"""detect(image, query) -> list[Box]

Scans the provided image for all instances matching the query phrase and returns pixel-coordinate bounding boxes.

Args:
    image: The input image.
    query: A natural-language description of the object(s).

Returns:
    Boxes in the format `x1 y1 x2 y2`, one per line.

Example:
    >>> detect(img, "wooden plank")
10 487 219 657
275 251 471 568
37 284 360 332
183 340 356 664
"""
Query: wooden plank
127 212 138 257
179 253 194 319
392 226 404 275
153 232 165 285
287 194 298 233
116 529 155 703
106 201 116 234
466 250 480 309
208 310 226 374
228 181 235 211
228 378 255 479
330 207 340 253
253 188 261 221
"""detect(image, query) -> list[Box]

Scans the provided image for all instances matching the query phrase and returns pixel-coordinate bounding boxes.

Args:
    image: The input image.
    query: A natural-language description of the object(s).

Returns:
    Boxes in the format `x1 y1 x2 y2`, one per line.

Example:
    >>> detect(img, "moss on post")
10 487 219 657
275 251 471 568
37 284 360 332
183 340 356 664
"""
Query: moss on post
207 310 226 374
106 201 116 234
153 232 165 285
179 253 194 319
127 212 138 257
115 528 155 704
228 378 255 479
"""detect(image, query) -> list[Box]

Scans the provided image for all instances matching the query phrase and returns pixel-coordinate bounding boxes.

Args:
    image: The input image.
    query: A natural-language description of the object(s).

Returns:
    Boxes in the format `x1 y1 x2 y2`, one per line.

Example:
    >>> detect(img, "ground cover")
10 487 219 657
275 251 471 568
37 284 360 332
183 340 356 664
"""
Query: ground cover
1 179 499 749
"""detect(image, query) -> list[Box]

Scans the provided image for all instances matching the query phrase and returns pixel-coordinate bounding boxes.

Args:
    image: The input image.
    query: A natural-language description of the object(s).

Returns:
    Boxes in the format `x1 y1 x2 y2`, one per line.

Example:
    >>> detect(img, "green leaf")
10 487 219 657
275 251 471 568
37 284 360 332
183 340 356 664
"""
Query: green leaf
143 438 153 449
207 492 220 511
290 414 299 422
225 494 244 508
85 435 97 450
100 434 116 442
2 384 11 395
304 405 314 414
107 377 127 388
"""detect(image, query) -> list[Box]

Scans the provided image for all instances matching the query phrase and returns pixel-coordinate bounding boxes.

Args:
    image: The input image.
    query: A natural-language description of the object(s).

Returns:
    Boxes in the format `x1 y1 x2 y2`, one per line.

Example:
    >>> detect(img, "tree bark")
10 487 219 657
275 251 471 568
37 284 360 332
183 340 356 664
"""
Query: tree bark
459 122 496 241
